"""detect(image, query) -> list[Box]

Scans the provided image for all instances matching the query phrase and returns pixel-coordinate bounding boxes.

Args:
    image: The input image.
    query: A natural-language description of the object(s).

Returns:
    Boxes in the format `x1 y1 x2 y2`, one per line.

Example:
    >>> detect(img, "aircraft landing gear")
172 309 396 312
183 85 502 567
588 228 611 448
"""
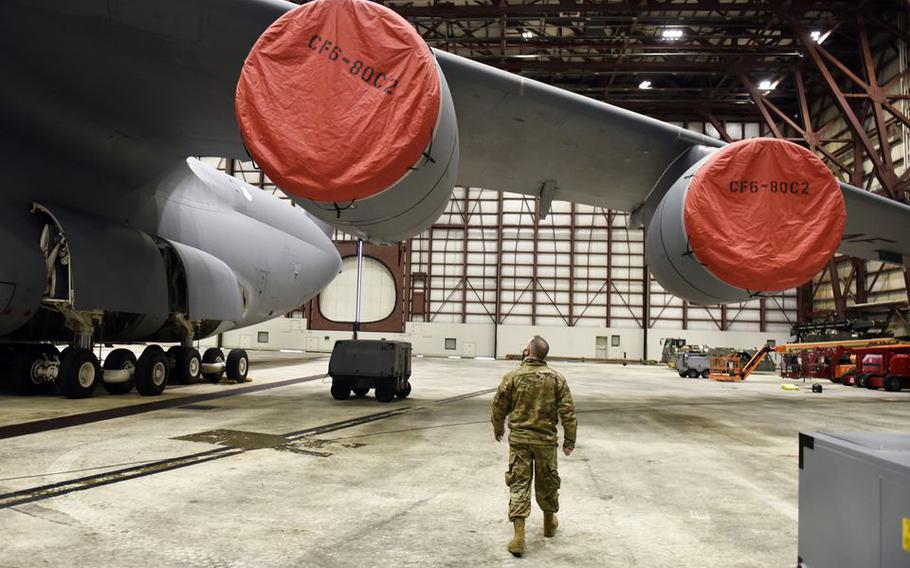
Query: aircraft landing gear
168 346 202 384
101 349 136 395
58 348 101 399
200 347 249 383
134 346 169 396
201 348 226 381
226 349 249 383
10 344 60 395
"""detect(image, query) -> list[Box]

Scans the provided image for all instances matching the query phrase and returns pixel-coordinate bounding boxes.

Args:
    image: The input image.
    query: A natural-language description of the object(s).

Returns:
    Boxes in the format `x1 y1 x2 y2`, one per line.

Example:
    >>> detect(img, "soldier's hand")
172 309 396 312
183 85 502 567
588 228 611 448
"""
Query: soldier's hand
495 432 503 442
563 447 573 457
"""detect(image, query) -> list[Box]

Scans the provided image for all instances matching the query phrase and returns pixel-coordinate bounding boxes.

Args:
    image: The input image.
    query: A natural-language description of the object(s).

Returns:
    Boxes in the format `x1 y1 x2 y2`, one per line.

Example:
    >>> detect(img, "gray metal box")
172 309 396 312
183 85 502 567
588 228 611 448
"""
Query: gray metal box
799 432 910 568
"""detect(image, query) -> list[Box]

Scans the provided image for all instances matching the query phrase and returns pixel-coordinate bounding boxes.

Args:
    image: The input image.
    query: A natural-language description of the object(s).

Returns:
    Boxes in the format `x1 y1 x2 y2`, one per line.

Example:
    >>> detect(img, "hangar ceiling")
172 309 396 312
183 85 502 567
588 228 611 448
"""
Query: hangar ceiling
365 1 902 120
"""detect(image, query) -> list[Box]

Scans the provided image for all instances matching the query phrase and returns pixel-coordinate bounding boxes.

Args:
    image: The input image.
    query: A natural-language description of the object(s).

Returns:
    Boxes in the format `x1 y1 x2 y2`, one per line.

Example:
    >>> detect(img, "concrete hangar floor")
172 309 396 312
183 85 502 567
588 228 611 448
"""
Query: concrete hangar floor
1 353 908 567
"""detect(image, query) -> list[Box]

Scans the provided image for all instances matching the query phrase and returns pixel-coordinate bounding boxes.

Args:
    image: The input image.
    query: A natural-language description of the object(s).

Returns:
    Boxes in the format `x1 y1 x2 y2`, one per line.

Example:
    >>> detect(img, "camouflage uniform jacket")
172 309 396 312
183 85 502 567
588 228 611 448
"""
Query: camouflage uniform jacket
491 358 577 449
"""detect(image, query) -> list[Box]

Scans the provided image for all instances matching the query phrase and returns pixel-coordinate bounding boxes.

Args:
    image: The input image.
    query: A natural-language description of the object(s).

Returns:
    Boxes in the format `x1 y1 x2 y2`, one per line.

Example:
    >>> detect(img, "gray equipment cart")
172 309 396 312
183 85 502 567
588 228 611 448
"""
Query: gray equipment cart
798 432 910 568
676 352 710 378
328 340 412 403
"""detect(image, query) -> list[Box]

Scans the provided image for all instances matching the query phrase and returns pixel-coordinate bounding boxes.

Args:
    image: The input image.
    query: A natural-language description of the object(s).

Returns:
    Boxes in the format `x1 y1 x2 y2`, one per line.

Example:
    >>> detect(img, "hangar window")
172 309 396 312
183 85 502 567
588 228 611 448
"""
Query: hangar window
319 256 396 323
445 338 457 350
258 332 269 343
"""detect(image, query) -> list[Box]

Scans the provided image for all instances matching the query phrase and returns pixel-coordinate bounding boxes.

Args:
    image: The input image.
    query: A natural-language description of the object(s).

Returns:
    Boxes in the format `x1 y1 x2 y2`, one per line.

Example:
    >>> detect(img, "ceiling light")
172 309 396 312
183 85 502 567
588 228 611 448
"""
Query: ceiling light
639 80 652 90
521 30 534 39
661 28 684 40
809 30 831 44
758 79 778 91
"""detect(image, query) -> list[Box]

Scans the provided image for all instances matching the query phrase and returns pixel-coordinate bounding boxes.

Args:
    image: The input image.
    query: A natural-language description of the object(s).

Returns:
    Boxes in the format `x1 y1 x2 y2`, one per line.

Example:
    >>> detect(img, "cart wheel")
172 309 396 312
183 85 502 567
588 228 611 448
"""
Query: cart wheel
375 383 395 403
687 369 699 379
677 371 686 378
701 369 710 379
811 384 823 393
396 381 412 399
883 375 902 392
856 374 868 388
331 381 351 400
352 387 369 397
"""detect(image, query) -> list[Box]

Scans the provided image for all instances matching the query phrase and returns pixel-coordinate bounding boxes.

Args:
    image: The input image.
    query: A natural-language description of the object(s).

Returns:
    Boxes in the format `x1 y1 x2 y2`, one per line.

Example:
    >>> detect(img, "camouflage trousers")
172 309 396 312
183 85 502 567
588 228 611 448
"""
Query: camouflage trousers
505 443 560 521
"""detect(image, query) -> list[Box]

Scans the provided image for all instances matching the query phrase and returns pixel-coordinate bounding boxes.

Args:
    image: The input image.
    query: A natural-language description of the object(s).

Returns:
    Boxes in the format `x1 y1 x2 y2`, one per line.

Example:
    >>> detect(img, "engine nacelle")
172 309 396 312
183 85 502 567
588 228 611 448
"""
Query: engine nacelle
236 0 458 244
646 138 846 305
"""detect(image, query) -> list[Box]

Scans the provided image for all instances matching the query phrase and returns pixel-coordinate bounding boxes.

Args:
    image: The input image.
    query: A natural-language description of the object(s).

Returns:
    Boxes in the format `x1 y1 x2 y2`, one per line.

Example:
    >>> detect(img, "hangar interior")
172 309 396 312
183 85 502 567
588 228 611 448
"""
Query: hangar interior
3 1 910 568
210 0 910 360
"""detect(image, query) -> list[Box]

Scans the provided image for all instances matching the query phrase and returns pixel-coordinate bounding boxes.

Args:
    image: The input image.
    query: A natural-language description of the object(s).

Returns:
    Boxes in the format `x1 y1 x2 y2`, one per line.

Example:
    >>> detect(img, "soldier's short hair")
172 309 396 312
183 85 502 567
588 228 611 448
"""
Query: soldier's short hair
528 335 549 360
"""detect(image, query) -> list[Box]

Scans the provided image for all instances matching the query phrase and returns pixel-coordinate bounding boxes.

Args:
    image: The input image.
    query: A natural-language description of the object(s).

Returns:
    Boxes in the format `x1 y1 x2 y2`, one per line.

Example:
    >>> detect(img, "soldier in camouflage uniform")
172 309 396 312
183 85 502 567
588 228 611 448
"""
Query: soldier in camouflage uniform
491 335 577 557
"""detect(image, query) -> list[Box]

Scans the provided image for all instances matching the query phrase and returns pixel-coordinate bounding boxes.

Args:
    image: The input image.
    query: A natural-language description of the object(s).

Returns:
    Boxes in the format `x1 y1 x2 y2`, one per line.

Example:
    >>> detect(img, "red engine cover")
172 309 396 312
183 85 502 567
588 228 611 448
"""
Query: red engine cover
684 138 846 291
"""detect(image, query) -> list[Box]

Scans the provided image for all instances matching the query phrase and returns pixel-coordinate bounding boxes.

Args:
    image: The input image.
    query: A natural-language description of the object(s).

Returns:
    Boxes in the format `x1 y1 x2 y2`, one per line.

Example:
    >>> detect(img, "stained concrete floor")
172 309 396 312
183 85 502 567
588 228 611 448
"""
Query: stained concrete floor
1 354 909 567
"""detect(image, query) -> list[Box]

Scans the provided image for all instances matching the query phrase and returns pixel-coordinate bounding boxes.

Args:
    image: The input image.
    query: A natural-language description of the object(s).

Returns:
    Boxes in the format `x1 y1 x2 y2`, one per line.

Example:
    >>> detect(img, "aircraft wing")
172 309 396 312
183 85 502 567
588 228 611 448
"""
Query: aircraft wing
5 0 907 268
838 184 910 265
436 50 910 266
435 50 725 213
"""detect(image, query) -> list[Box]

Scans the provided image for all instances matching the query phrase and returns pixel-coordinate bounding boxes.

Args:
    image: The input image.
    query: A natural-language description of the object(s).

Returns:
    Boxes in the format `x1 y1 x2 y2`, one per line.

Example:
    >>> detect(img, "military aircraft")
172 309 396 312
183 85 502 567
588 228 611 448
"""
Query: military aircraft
1 0 908 398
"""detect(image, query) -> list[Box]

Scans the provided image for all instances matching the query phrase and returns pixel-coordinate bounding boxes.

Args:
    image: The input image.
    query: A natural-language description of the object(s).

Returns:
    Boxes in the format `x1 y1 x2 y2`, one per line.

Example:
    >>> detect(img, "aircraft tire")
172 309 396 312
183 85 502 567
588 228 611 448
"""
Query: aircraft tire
102 348 136 395
170 347 202 384
134 347 169 396
202 348 225 381
226 349 249 382
396 381 412 400
11 344 59 395
58 348 100 399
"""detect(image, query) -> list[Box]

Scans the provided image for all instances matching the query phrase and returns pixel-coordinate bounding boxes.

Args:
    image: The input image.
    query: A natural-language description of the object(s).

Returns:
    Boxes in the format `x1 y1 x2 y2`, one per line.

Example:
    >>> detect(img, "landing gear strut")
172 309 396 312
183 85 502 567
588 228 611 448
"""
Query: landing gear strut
53 308 104 399
166 314 202 385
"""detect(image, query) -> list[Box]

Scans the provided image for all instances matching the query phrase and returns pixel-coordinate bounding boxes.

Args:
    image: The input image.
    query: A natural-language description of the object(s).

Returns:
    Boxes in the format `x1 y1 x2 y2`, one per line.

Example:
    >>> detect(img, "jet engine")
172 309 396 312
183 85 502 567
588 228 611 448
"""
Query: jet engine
236 0 458 244
646 138 847 305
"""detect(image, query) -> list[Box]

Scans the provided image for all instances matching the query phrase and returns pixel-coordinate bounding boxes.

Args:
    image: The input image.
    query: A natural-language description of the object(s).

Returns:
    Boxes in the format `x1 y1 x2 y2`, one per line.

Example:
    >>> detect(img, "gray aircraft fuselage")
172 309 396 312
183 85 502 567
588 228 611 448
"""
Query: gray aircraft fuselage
0 134 341 343
0 0 347 345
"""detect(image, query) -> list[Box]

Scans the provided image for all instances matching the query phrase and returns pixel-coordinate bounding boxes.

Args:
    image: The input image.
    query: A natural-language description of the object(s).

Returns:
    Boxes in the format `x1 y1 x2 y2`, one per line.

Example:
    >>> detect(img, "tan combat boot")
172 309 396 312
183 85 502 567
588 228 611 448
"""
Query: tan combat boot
544 512 558 537
508 518 526 556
